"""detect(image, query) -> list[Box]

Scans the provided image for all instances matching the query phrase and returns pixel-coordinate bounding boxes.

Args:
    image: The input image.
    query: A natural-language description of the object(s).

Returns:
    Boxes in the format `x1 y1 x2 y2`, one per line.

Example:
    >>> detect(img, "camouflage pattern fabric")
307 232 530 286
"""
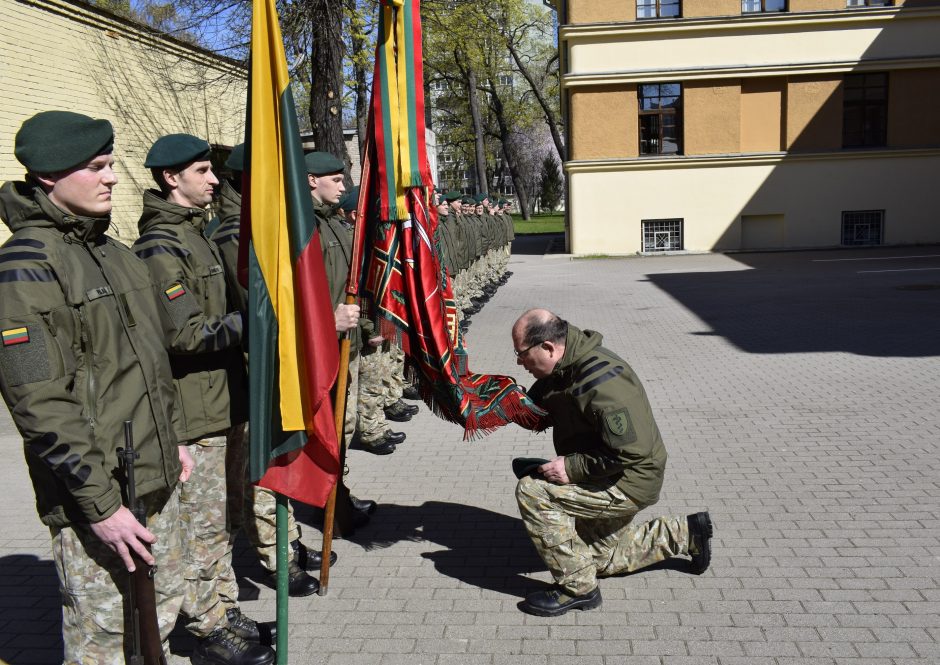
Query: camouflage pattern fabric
516 476 689 596
383 345 406 406
179 435 232 637
53 486 183 664
224 423 301 574
357 349 390 444
344 354 361 446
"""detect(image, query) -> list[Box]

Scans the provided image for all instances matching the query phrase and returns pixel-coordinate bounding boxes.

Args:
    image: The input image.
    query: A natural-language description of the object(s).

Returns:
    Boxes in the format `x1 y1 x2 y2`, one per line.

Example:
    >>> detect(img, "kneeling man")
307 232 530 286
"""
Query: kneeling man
512 308 713 617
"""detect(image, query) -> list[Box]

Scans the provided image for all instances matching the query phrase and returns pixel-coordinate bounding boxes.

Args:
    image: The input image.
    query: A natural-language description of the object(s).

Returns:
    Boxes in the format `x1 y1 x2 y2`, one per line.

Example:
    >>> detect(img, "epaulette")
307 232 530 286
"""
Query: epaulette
571 351 625 397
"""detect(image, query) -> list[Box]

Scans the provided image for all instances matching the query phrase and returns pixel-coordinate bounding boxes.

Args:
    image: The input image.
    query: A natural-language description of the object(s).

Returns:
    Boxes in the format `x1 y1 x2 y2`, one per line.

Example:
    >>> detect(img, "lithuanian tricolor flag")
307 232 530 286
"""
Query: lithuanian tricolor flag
243 0 340 507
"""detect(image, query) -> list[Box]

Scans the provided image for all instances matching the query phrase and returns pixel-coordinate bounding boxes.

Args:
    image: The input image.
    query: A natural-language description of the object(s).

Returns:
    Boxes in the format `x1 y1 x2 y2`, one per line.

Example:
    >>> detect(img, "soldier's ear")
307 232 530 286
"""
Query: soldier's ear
307 173 317 190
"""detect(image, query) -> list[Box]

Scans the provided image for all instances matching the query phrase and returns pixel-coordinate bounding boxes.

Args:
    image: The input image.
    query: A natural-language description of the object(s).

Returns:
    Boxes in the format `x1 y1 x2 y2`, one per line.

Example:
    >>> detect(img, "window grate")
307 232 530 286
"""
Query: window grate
841 210 884 246
642 219 683 253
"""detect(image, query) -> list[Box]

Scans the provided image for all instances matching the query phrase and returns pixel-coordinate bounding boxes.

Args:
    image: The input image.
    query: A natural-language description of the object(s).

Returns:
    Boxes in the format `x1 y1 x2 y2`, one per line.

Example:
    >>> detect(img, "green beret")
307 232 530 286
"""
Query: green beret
338 185 360 212
461 197 473 205
443 190 462 202
473 193 486 203
226 143 245 171
145 133 211 169
14 111 114 173
304 151 344 175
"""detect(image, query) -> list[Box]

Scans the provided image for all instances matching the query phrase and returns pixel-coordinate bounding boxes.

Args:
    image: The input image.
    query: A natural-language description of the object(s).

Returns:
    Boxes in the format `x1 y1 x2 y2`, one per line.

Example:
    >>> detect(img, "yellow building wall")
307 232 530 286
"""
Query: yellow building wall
683 81 742 154
570 86 638 159
0 0 246 243
786 75 843 152
741 78 785 152
568 0 635 23
568 152 940 254
888 68 940 147
684 0 741 18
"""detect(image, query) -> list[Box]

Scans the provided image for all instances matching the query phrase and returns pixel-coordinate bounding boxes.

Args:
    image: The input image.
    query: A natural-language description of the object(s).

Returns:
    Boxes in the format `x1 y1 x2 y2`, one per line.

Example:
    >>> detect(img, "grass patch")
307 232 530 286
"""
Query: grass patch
512 213 564 235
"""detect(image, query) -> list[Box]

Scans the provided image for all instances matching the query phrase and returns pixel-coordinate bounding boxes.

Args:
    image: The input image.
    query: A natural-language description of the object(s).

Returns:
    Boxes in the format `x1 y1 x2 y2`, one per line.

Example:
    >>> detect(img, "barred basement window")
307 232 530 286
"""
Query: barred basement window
642 219 683 253
841 210 884 246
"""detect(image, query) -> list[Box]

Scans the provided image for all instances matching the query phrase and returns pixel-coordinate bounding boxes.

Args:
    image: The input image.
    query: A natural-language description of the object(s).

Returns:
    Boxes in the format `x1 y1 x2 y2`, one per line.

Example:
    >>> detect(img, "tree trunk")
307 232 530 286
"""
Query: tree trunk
347 0 370 162
309 0 351 176
506 39 566 163
466 68 488 197
487 80 531 219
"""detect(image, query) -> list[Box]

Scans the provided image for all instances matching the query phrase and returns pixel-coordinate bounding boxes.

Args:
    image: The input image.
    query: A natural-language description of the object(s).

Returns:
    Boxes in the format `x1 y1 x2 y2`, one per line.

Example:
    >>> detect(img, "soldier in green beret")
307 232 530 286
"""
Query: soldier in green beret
511 309 713 617
0 111 192 661
206 144 333 600
133 134 275 664
305 152 378 535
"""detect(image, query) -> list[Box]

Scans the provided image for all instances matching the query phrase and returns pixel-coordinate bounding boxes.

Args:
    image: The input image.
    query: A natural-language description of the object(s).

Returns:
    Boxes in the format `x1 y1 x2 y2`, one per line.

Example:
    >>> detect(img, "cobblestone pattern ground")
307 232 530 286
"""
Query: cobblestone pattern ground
1 238 938 664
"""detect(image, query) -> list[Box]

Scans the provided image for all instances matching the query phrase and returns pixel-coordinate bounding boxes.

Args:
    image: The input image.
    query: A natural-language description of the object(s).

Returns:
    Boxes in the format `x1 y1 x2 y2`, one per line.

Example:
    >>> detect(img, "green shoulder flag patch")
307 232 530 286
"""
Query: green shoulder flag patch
604 408 636 442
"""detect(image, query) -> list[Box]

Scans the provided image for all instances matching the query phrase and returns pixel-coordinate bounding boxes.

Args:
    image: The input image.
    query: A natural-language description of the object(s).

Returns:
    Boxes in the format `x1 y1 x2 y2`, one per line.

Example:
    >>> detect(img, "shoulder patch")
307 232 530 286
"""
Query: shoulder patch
2 327 29 346
604 408 636 441
165 283 186 301
0 325 51 386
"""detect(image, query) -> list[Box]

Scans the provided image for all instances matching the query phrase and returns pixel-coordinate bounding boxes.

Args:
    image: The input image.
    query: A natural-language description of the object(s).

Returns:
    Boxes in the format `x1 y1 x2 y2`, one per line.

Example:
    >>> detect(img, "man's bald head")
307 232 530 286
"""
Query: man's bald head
513 309 568 348
512 309 569 379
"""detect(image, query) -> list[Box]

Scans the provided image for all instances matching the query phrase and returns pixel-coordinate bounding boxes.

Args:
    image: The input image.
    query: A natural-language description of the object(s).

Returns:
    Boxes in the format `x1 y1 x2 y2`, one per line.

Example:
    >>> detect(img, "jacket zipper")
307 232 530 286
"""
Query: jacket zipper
76 306 97 429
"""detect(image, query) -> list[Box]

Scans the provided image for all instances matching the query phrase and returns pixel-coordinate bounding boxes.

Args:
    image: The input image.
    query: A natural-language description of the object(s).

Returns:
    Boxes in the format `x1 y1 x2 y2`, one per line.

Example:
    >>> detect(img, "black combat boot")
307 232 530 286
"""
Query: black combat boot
269 559 320 597
383 401 413 422
193 622 275 665
224 607 275 646
383 429 406 444
292 539 337 569
518 586 602 617
687 511 713 574
401 385 420 400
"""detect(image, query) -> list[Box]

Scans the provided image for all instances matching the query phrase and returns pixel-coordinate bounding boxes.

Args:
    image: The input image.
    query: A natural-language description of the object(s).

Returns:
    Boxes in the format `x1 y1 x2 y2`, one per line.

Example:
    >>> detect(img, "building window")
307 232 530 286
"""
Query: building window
498 74 513 86
847 0 891 6
637 0 680 19
742 0 786 12
639 83 682 155
841 210 884 246
843 73 887 148
642 219 683 252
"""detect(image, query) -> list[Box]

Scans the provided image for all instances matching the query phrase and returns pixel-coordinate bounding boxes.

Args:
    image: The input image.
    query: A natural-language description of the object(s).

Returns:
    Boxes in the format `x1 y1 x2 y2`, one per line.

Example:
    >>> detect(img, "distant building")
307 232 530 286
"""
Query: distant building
548 0 940 253
0 0 246 242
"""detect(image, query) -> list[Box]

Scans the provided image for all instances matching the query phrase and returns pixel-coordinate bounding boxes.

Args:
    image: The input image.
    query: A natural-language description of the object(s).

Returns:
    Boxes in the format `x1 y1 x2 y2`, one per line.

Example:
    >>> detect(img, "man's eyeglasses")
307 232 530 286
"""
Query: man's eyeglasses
514 340 542 358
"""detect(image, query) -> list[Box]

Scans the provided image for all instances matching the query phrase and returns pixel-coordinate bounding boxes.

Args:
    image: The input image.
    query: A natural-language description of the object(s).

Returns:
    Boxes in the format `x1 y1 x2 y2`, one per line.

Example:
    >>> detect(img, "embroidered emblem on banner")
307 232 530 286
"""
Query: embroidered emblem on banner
1 327 29 346
165 283 186 301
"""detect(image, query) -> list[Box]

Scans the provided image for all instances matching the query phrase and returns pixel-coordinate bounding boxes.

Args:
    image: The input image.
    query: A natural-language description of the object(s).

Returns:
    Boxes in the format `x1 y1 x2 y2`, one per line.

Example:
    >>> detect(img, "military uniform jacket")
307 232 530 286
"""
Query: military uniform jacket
313 198 366 357
0 182 181 527
527 325 667 507
133 190 246 443
208 180 248 316
435 211 457 276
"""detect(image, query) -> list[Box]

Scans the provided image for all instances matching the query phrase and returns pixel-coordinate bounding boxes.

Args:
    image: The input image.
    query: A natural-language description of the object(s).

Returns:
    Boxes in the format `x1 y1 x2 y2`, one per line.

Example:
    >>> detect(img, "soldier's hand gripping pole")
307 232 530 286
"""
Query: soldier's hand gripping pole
118 421 168 665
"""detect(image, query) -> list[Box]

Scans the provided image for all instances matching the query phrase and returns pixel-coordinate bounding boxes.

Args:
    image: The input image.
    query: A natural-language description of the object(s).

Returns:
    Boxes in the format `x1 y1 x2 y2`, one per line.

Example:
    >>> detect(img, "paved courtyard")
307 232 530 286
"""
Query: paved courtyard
1 239 939 664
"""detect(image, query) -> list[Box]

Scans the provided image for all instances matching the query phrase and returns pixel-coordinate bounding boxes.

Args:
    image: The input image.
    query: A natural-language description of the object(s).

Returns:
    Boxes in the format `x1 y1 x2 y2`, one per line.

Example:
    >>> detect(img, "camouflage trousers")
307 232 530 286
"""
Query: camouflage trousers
383 345 406 405
179 434 233 637
53 486 184 665
225 423 302 574
516 476 689 596
357 348 391 444
345 353 360 445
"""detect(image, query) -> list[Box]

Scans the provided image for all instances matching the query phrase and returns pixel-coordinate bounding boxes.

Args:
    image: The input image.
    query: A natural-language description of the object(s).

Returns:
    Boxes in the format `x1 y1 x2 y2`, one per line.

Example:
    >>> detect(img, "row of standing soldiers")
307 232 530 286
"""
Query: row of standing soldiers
0 110 516 665
433 191 515 328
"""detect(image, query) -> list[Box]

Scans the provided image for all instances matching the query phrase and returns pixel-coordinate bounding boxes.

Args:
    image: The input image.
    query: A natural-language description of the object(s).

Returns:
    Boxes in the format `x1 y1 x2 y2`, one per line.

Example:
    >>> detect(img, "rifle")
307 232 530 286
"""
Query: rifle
118 421 168 665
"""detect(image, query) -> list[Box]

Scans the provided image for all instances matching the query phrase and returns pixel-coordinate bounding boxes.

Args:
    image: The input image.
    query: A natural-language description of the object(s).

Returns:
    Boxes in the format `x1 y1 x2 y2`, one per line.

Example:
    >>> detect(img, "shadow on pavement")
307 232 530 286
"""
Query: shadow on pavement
0 554 62 664
647 249 940 357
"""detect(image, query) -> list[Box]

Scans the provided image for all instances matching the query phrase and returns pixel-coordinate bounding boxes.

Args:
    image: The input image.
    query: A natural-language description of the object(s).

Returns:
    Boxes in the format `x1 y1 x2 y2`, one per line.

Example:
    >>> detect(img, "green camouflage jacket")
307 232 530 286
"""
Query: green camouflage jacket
133 190 246 443
528 325 667 507
0 181 181 526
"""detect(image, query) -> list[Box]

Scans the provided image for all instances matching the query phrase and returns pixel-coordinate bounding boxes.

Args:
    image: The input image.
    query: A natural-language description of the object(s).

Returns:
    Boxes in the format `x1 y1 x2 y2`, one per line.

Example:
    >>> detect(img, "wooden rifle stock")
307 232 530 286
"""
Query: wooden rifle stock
119 421 168 665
